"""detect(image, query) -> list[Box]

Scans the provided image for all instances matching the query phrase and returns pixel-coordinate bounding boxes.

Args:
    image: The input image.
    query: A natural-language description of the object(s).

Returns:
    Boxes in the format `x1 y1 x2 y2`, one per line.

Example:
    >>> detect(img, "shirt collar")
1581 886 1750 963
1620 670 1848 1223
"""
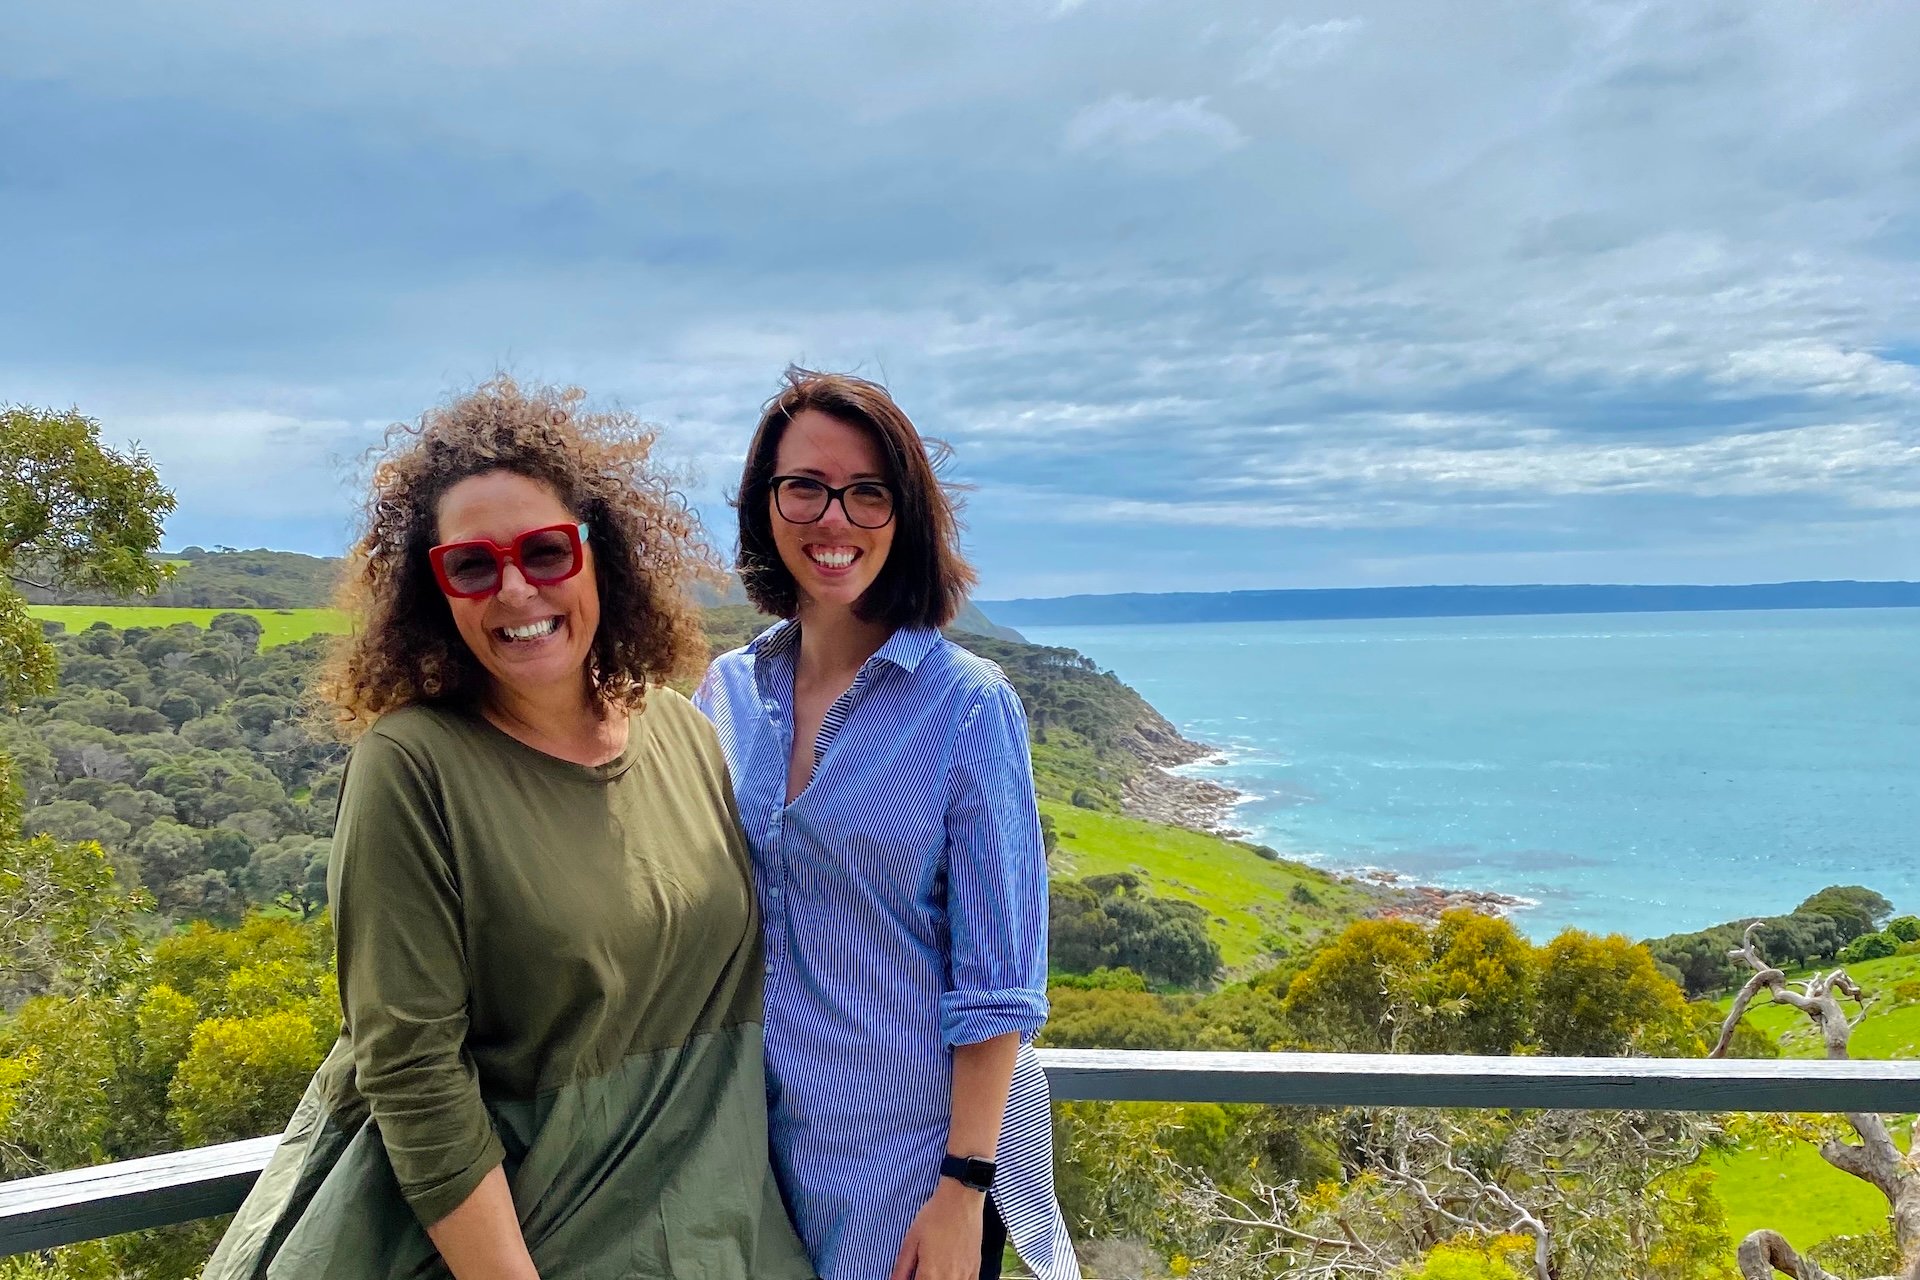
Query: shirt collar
746 619 941 674
746 618 801 660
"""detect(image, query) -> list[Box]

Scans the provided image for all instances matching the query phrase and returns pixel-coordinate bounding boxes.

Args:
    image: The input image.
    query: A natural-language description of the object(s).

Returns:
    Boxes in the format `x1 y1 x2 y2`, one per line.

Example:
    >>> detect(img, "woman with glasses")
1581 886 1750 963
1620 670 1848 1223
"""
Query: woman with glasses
695 370 1080 1280
207 379 814 1280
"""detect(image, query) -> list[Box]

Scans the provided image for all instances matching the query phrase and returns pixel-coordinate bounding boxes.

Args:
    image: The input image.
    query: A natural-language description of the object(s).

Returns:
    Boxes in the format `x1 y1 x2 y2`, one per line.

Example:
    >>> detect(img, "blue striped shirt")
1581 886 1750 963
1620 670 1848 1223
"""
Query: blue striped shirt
695 621 1080 1280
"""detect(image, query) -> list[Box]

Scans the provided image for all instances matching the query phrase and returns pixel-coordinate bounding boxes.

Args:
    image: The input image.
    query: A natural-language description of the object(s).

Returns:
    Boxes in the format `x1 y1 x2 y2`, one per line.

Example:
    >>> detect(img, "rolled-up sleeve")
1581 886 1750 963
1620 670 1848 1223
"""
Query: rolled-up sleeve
329 730 503 1227
939 679 1050 1047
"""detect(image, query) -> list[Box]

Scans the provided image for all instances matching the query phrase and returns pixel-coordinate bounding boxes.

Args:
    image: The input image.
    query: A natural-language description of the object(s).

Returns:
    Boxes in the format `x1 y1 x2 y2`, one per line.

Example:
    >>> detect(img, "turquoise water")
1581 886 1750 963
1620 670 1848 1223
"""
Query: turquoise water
1021 609 1920 940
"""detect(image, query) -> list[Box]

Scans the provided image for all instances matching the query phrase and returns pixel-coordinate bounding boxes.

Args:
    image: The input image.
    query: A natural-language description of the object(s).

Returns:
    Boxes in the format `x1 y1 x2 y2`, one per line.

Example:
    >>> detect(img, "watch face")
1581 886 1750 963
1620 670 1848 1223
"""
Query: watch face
943 1154 997 1190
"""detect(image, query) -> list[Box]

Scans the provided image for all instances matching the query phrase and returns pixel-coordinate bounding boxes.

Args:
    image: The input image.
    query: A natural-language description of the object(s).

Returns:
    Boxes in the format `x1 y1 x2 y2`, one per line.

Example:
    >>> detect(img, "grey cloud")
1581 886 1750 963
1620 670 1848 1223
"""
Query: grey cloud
4 0 1920 592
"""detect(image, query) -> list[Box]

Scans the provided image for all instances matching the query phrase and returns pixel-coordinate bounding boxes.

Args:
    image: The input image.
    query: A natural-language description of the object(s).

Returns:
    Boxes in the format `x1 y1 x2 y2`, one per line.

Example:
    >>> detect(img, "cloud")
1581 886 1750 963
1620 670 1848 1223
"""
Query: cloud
1060 95 1247 161
1237 17 1364 81
4 0 1920 593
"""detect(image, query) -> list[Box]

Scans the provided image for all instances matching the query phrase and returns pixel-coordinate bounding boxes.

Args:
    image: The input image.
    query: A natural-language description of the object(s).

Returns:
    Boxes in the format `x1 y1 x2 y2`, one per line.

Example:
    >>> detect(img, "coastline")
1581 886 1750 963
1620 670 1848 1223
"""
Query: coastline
1119 712 1531 926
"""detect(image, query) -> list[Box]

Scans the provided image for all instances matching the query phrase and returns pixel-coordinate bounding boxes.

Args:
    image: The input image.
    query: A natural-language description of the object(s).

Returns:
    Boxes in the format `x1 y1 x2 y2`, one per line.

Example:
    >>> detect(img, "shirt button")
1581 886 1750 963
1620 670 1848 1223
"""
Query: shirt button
764 963 774 976
768 885 781 898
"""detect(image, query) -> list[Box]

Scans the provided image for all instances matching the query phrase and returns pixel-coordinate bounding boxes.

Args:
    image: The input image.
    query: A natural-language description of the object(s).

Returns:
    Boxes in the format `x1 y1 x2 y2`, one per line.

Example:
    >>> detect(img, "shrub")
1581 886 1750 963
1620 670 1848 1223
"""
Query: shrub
1839 931 1899 965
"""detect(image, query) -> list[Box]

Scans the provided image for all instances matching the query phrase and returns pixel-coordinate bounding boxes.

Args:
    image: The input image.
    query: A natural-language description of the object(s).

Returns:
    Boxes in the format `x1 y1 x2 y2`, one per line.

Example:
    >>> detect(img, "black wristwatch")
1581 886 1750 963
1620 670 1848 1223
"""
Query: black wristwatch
940 1153 997 1193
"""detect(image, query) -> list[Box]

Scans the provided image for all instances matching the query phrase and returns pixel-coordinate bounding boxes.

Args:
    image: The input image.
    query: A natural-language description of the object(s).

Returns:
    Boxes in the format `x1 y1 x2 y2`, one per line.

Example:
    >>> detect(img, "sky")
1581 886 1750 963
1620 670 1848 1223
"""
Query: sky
4 1 1919 599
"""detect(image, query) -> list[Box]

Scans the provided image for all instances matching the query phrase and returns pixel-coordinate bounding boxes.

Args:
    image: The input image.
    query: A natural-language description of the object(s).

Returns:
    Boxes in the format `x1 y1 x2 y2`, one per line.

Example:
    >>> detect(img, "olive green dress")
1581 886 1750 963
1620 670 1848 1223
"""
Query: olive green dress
206 693 816 1279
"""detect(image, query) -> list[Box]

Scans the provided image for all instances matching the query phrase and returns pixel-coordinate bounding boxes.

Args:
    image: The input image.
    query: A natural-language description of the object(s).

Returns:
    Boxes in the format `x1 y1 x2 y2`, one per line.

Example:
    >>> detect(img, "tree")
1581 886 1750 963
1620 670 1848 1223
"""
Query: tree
1839 932 1899 965
1794 887 1893 945
0 405 174 708
1049 874 1223 987
1535 930 1698 1057
242 836 330 918
1423 911 1537 1056
0 826 147 1009
207 612 264 655
1072 1099 1723 1280
1284 918 1434 1052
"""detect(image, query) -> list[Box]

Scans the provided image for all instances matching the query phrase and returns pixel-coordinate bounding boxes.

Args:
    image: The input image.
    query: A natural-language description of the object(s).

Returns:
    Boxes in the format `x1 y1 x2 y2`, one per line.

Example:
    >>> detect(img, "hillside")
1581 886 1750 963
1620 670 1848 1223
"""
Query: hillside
22 548 342 610
982 580 1920 627
24 547 1022 640
20 603 1386 977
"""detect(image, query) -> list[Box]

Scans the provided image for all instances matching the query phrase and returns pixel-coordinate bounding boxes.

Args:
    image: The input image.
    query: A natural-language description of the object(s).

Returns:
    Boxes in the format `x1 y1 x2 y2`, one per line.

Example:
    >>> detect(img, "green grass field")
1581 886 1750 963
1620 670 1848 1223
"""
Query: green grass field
1706 950 1917 1247
28 605 351 648
1714 951 1920 1059
1042 800 1373 971
1708 1138 1900 1248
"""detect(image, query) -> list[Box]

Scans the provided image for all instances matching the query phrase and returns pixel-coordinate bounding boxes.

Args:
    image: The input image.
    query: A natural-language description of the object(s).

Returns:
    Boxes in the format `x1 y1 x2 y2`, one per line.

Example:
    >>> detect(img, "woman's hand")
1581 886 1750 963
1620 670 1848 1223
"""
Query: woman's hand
888 1179 985 1280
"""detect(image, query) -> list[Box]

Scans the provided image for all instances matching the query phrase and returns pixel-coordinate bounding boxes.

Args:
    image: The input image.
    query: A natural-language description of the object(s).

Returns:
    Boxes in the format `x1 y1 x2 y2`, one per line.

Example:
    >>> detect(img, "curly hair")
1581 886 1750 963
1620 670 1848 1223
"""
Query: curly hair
315 377 716 733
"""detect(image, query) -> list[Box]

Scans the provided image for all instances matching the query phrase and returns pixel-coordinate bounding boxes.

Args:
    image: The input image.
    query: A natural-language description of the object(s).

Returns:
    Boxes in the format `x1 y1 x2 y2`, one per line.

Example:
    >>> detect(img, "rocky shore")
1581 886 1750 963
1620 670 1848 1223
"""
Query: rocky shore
1118 710 1249 836
1116 712 1531 923
1343 869 1533 924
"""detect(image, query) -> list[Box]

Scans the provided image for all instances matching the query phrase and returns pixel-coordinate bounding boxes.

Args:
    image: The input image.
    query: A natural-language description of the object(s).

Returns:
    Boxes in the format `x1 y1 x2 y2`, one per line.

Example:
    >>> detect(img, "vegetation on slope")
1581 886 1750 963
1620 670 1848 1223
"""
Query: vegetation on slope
1045 802 1367 971
28 606 349 649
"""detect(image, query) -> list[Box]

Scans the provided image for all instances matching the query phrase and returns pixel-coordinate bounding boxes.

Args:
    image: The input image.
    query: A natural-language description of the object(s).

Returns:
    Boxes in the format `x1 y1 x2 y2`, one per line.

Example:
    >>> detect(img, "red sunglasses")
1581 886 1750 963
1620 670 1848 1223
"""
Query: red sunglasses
428 522 590 599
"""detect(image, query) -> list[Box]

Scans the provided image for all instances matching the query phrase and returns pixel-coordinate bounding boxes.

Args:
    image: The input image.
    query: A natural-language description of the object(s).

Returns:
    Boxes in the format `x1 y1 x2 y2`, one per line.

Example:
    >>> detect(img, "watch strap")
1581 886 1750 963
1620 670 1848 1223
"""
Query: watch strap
939 1153 997 1192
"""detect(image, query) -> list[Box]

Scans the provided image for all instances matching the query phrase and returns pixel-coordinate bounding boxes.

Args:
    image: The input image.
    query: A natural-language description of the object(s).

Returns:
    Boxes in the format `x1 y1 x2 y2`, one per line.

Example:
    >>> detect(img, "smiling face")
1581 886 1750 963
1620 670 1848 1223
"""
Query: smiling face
434 469 600 705
769 409 896 617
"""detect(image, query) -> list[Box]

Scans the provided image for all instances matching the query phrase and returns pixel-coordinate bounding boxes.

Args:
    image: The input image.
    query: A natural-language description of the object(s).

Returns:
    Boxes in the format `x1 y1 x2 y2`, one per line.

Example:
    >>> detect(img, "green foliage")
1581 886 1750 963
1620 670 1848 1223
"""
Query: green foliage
1281 912 1541 1054
1425 911 1537 1055
1 405 175 708
1795 885 1893 939
1048 966 1150 991
1042 987 1195 1049
1052 1099 1335 1256
1646 1168 1739 1280
1838 930 1899 964
1644 890 1877 998
0 832 148 1008
1284 918 1433 1051
1806 1230 1903 1279
1044 800 1372 969
1399 1236 1533 1280
1886 915 1920 943
1280 913 1695 1057
9 623 347 923
1051 873 1222 987
0 910 333 1213
1535 930 1699 1057
0 590 60 707
0 914 325 1278
169 1010 332 1146
23 547 340 610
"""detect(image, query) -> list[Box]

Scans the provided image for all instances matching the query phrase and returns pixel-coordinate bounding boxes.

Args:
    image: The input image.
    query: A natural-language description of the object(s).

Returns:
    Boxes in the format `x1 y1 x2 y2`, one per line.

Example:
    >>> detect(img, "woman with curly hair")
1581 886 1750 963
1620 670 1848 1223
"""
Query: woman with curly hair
207 378 815 1280
695 370 1080 1280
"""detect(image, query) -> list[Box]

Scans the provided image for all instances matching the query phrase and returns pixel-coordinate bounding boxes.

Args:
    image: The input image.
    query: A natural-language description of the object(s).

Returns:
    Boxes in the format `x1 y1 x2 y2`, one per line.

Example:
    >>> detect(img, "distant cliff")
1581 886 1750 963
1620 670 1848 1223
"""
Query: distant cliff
982 580 1920 627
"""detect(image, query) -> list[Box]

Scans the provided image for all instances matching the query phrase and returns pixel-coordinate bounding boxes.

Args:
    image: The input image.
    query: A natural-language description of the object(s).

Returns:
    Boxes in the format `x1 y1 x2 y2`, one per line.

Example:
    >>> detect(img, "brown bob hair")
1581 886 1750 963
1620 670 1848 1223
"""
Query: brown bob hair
316 377 714 732
736 368 976 630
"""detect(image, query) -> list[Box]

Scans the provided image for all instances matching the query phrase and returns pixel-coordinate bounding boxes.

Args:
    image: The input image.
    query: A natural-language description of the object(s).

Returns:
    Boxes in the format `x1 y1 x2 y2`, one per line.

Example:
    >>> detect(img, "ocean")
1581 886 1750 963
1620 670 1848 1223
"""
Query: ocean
1020 608 1920 941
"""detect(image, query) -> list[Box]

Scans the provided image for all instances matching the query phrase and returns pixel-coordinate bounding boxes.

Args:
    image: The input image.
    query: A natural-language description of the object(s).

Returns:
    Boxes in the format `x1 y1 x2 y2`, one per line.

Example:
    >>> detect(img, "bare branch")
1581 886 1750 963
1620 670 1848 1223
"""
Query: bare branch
1715 966 1786 1057
1737 1229 1843 1280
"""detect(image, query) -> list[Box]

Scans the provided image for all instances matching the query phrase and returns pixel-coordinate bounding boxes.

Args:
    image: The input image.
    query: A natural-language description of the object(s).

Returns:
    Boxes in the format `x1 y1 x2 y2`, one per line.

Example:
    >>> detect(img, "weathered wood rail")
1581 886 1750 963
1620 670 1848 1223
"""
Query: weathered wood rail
4 1049 1915 1255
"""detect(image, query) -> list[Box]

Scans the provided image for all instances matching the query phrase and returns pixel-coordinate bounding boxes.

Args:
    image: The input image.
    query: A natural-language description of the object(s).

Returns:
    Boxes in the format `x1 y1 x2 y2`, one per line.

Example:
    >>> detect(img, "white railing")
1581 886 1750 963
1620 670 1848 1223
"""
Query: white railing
3 1049 1913 1255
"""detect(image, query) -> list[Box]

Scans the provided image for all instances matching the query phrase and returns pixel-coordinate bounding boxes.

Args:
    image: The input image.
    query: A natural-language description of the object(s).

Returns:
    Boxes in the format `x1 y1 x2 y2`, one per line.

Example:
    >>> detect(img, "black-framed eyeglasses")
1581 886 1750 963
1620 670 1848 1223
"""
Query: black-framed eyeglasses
770 476 897 529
